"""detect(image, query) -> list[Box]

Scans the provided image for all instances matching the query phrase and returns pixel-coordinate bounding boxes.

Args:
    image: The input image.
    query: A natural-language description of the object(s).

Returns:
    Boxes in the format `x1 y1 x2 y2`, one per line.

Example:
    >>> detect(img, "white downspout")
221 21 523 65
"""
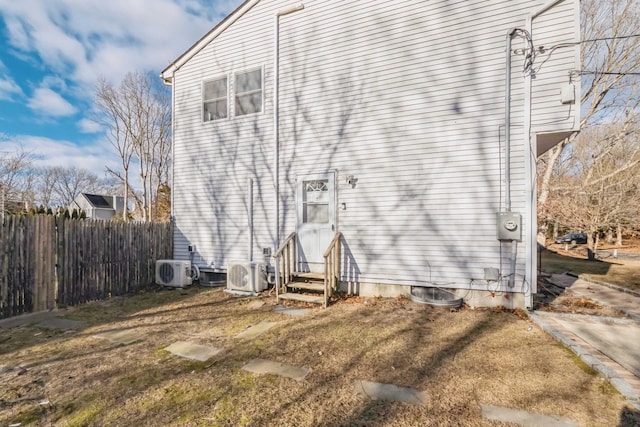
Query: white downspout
273 3 304 298
248 178 254 261
162 73 176 239
523 18 534 309
273 2 304 251
524 0 568 309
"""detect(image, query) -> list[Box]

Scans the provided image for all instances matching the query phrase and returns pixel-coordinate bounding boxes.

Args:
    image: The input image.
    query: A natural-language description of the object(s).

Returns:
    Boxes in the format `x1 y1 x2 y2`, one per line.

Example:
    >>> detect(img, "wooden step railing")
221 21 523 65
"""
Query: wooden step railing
273 231 342 308
323 232 342 308
273 232 297 301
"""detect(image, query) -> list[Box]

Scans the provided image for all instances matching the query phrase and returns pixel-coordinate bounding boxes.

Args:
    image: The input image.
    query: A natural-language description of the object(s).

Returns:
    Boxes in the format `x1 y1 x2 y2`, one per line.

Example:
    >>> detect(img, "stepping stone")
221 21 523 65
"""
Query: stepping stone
0 311 55 329
354 380 427 406
247 301 265 310
234 321 278 340
242 358 310 381
164 341 222 362
481 404 577 427
37 318 85 331
274 306 310 316
93 329 145 345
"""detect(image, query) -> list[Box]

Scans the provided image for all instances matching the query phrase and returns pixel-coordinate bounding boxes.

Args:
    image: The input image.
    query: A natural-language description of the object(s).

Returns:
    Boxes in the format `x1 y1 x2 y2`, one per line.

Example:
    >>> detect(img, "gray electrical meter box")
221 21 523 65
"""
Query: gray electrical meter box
496 212 522 241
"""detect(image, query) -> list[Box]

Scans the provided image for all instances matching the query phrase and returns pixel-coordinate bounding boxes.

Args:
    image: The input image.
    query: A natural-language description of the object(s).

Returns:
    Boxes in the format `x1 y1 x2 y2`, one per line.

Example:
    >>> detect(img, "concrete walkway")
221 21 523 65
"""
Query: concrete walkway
530 274 640 410
546 273 640 320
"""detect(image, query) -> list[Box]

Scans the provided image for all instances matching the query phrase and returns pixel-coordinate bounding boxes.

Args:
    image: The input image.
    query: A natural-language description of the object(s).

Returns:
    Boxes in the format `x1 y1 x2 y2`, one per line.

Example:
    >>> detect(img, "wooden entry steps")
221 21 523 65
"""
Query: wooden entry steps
278 272 325 305
273 231 342 308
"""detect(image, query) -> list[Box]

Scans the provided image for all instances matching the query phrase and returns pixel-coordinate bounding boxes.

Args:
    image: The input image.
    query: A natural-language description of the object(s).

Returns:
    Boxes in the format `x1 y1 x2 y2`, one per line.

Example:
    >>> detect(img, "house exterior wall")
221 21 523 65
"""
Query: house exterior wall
72 196 93 215
90 209 116 221
111 196 125 214
168 0 579 306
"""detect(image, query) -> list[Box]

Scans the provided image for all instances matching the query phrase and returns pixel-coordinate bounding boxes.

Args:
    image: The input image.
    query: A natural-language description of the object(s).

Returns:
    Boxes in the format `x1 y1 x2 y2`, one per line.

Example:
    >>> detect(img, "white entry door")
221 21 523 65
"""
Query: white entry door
296 172 336 273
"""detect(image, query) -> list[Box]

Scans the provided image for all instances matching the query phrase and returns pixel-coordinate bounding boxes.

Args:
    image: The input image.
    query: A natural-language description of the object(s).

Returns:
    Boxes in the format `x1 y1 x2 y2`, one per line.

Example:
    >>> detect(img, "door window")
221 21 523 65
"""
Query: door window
302 180 329 223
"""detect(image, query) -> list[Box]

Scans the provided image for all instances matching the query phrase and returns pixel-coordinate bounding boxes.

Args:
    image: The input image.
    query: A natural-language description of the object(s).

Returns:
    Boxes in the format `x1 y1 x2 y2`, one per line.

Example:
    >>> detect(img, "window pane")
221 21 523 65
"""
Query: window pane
303 180 328 203
204 77 227 100
204 100 227 121
302 179 329 223
236 69 262 93
304 204 329 223
235 93 262 115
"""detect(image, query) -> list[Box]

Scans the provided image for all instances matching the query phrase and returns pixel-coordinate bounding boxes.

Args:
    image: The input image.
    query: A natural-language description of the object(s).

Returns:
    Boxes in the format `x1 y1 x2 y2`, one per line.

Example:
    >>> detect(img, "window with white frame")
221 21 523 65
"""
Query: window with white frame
235 69 262 116
302 180 329 223
203 76 227 122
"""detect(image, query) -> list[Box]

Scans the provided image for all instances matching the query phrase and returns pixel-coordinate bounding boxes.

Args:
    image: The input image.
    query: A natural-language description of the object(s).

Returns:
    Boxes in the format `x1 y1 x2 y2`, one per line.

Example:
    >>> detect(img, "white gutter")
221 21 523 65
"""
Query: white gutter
524 0 577 309
273 2 304 250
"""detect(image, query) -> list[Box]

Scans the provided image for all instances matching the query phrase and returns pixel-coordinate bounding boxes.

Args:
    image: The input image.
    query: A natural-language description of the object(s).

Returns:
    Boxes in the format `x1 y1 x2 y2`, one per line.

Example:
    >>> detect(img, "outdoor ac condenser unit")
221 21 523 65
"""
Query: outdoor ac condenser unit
226 261 268 293
155 260 192 288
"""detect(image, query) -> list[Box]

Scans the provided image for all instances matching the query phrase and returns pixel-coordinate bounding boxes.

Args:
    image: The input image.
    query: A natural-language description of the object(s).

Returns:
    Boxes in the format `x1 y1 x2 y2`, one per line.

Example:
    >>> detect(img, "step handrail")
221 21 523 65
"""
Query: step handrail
273 232 297 301
323 231 342 308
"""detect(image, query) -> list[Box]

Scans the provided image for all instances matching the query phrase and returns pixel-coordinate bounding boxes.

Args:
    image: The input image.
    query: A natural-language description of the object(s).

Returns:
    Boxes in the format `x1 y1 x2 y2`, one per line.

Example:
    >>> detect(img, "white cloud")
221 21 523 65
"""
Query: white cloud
0 59 24 101
27 87 77 117
0 77 23 101
0 0 243 176
0 0 243 89
3 134 121 173
77 118 102 133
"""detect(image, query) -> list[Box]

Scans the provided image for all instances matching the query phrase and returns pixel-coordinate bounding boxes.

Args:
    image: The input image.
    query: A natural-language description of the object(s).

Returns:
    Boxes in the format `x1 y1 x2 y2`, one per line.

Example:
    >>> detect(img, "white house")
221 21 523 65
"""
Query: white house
161 0 580 309
70 193 125 220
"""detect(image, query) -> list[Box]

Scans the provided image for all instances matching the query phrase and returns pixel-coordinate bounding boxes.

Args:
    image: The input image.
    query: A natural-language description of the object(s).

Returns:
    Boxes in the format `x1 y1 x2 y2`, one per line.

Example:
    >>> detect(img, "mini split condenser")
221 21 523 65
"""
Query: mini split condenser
226 261 268 293
155 260 193 288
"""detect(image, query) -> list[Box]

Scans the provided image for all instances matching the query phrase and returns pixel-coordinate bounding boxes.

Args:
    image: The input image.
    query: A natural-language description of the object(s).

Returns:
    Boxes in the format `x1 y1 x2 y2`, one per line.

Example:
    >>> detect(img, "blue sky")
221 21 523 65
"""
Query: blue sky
0 0 243 172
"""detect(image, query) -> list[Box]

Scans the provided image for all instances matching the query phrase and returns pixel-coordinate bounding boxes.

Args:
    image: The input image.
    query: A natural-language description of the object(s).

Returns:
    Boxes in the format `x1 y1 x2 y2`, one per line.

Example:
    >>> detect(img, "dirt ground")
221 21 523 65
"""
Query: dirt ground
1 286 638 426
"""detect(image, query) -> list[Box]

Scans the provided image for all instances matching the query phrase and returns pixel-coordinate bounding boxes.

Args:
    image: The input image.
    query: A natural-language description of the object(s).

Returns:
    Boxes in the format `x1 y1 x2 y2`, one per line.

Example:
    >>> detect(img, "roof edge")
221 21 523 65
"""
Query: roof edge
161 0 260 84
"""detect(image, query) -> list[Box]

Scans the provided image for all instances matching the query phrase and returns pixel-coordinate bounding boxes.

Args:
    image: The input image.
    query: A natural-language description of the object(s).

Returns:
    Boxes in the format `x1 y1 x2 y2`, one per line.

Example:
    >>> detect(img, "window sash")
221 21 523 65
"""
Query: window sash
235 69 262 115
302 179 329 223
203 77 227 122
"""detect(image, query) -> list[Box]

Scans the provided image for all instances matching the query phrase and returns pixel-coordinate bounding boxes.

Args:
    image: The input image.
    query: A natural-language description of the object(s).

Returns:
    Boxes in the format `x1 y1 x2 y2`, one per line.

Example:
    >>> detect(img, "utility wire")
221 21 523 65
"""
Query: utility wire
582 33 640 43
575 70 640 76
539 33 640 51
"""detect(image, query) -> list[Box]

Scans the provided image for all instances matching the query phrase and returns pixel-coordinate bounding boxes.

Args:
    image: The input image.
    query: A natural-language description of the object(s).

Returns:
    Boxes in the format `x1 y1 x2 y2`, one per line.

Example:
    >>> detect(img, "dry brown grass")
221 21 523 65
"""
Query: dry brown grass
1 287 637 426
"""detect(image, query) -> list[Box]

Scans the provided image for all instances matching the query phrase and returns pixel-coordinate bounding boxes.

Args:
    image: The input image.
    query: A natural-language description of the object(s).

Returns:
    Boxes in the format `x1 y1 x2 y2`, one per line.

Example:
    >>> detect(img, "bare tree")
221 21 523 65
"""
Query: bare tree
94 71 171 222
538 0 640 238
0 146 33 204
35 166 59 207
49 166 103 207
547 123 640 256
95 77 135 221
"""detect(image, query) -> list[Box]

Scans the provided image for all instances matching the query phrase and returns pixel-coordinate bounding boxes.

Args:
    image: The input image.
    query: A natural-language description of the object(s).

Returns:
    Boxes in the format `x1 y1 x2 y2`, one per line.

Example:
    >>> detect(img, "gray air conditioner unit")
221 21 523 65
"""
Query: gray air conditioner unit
227 261 268 293
156 260 192 288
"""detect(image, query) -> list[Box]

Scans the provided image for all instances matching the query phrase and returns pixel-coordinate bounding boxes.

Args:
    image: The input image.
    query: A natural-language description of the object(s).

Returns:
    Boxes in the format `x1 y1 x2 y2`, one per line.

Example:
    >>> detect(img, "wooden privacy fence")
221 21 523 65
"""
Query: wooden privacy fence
0 215 173 319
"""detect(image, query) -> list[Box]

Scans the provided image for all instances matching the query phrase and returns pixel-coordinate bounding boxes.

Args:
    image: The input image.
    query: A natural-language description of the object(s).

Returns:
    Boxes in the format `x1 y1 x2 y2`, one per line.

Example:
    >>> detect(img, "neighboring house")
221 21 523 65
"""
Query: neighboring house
161 0 580 309
70 193 124 220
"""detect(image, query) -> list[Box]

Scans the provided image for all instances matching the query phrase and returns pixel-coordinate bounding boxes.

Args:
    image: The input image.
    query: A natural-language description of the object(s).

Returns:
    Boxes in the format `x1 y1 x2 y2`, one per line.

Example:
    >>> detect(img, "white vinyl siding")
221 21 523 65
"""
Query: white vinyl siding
530 0 581 133
169 0 579 292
